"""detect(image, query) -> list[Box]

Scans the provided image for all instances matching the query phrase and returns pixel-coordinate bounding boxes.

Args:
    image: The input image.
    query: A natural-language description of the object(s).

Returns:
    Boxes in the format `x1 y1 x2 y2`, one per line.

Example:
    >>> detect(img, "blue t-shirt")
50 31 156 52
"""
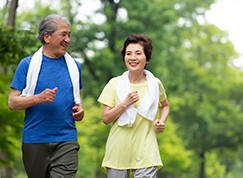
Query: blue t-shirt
11 54 83 143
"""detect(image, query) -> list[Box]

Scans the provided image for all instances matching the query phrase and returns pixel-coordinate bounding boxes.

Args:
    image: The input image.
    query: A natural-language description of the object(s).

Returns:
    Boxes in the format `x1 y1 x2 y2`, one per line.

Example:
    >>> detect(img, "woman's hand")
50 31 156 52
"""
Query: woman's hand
102 90 139 125
153 119 165 133
123 90 139 107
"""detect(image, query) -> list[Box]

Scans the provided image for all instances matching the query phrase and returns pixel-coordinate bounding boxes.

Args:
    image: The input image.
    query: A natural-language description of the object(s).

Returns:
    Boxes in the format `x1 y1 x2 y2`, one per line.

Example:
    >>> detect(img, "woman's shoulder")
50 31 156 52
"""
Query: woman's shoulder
104 76 121 90
109 76 120 82
154 77 166 91
155 77 162 84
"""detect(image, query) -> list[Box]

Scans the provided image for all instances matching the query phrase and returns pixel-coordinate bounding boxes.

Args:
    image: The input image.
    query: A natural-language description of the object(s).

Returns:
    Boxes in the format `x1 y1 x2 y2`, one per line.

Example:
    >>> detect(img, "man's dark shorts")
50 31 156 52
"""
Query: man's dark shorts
22 141 80 178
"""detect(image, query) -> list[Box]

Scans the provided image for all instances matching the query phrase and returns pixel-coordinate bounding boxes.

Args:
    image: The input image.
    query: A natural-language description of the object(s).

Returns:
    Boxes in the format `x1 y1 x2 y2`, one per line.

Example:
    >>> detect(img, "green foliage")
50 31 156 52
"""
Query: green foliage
0 27 38 66
16 1 58 30
168 21 243 177
0 73 24 165
157 119 193 176
0 4 40 168
205 152 226 178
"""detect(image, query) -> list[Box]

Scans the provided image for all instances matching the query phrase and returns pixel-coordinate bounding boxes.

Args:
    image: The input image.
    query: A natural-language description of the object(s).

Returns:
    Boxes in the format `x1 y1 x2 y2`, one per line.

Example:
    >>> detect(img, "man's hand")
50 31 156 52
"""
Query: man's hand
36 87 58 104
153 119 165 133
72 105 84 121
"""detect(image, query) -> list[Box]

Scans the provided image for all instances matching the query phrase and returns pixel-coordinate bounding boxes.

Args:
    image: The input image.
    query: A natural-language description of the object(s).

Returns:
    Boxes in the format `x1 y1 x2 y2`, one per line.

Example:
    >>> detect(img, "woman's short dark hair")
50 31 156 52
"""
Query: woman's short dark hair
120 33 153 62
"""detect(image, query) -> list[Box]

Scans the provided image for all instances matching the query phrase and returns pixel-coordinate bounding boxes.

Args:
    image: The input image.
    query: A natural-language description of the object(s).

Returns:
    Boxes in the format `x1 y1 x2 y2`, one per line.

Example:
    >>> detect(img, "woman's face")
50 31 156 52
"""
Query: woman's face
124 43 149 72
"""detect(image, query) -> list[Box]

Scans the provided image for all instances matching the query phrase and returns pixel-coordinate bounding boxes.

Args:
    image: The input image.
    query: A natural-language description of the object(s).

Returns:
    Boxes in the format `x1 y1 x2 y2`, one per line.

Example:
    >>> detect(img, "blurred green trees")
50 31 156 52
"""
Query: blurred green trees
1 0 243 177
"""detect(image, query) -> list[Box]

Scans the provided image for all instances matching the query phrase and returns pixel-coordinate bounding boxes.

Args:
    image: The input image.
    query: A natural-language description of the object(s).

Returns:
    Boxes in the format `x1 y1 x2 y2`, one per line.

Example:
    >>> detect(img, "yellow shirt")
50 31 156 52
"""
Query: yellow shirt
98 76 167 177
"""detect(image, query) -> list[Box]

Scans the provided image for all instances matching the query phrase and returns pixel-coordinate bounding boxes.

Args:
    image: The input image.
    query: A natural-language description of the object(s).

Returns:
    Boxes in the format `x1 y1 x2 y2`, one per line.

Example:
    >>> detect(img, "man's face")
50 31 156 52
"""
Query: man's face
44 21 71 58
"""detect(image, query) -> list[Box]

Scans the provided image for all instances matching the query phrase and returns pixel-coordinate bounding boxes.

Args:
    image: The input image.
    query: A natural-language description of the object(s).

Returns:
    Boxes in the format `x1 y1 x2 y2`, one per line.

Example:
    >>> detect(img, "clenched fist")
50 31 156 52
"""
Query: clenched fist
153 119 165 133
123 90 139 107
37 87 58 104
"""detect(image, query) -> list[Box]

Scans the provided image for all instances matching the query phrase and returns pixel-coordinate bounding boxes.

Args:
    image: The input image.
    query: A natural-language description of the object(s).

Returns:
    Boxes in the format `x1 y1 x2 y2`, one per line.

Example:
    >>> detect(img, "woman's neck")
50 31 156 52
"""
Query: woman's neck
128 70 147 84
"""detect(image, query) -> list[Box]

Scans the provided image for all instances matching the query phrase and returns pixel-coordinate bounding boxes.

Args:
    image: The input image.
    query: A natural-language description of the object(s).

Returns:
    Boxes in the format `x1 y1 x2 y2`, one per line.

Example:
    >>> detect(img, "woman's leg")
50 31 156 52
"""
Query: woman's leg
106 168 130 178
132 166 158 178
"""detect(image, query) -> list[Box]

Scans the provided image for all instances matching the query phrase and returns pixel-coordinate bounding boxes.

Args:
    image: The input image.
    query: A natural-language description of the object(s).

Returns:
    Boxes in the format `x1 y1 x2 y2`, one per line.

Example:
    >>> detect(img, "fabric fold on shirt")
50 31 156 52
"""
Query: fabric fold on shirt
21 46 81 104
117 69 159 127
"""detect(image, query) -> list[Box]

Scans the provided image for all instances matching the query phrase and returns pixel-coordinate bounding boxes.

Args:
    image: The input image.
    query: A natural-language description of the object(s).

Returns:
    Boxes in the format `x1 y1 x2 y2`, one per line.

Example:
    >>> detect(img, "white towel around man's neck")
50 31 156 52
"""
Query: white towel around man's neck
117 70 159 127
21 46 81 104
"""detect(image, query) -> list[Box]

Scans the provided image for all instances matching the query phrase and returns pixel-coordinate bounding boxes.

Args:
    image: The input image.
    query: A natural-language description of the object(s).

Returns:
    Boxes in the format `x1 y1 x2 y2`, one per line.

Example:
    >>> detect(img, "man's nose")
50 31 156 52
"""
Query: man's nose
64 35 71 43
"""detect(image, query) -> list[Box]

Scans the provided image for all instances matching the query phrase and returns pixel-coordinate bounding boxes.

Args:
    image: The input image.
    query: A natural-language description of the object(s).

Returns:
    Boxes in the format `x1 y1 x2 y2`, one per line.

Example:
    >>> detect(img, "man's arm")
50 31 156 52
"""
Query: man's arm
8 87 58 110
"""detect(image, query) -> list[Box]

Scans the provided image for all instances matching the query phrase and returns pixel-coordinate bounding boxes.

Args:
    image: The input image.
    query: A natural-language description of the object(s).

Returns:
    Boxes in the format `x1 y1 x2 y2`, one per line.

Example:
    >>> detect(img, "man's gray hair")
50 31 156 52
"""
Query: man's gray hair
37 14 70 44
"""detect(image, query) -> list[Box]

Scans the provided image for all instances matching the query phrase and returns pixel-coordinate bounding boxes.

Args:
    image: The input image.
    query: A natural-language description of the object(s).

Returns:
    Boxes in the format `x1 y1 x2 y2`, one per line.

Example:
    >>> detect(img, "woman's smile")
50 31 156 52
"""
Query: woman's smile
125 43 149 72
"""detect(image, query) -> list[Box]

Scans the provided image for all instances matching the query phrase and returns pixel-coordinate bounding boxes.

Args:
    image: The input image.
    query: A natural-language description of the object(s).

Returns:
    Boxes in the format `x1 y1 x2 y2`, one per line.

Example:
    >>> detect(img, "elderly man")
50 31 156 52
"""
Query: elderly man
8 14 84 178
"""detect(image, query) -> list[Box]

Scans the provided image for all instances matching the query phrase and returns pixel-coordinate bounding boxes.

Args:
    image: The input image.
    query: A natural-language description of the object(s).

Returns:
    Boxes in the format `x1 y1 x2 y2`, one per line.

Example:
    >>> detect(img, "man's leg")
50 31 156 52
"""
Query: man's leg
132 166 158 178
22 143 50 178
49 141 80 178
106 168 130 178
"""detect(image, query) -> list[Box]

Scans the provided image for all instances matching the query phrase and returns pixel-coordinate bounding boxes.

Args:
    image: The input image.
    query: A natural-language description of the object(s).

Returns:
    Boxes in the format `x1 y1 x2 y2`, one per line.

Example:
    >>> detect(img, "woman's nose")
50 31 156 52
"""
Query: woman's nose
131 55 136 60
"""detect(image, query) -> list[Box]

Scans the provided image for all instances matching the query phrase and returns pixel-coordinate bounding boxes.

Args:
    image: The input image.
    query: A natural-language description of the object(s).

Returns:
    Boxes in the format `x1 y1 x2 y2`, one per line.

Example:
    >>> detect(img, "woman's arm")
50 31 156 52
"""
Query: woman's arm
153 99 170 133
102 90 139 125
159 99 170 123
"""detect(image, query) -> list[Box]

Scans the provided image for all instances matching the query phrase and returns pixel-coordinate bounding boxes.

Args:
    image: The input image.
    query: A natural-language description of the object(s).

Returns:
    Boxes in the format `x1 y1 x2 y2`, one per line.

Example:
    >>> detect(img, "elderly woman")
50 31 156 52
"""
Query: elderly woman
98 33 170 178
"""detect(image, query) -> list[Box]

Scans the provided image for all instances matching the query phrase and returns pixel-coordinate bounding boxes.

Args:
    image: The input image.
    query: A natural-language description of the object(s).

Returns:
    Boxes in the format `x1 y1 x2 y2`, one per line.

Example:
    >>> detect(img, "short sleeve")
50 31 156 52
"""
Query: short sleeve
10 56 32 92
98 77 119 108
157 78 167 107
74 59 83 90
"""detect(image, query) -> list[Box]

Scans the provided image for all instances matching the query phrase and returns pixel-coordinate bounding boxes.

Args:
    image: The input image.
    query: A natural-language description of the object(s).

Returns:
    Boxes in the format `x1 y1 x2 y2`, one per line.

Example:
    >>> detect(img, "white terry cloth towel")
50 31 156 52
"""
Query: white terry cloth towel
21 46 81 104
117 69 159 127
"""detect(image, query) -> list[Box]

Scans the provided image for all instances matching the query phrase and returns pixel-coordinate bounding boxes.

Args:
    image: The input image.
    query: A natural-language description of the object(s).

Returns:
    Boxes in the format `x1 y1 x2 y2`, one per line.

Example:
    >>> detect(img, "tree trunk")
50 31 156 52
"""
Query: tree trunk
92 169 98 178
199 151 205 178
6 0 19 30
0 166 13 178
0 1 19 177
0 151 13 178
0 66 8 75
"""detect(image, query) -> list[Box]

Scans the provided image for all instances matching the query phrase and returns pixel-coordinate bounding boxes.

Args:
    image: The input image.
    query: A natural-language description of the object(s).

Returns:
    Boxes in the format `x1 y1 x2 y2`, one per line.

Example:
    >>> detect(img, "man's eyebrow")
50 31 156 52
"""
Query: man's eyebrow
60 31 71 34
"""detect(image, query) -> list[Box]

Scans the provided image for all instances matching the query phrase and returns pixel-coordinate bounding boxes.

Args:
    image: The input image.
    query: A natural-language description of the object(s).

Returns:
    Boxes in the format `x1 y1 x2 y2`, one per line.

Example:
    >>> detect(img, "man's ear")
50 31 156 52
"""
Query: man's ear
43 32 50 44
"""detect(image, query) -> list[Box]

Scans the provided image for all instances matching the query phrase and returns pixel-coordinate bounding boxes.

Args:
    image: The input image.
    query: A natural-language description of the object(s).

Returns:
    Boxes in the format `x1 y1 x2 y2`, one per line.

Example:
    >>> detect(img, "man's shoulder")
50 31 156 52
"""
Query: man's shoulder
16 55 33 69
73 58 81 68
20 55 33 64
